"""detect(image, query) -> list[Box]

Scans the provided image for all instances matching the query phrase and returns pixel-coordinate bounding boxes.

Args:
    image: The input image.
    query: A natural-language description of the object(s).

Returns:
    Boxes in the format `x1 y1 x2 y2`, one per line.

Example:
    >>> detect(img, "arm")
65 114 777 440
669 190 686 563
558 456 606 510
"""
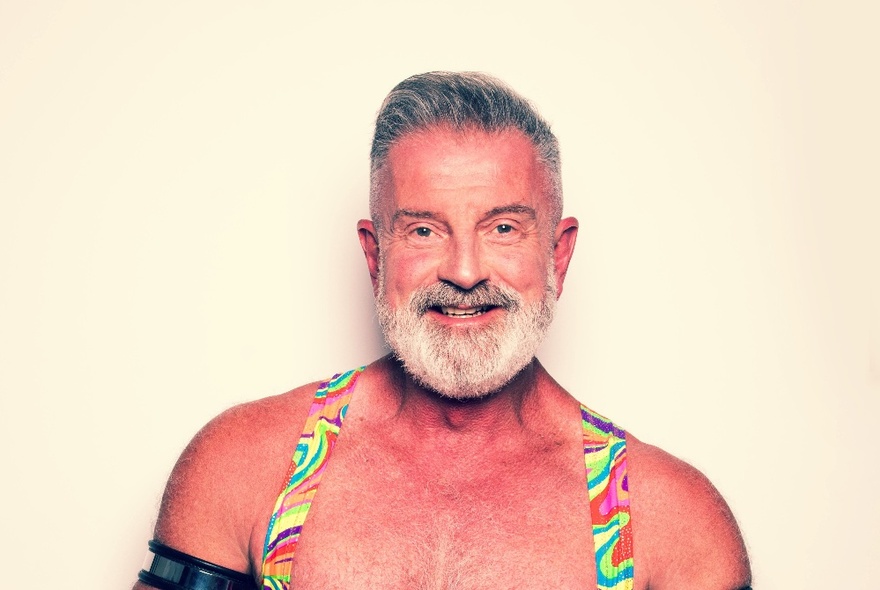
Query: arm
133 386 317 589
628 439 752 590
133 404 260 589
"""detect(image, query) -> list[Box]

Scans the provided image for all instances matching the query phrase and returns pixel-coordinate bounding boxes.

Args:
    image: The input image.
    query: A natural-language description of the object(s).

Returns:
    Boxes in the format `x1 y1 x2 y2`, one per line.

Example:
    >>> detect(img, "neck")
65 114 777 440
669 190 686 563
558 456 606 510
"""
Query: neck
380 355 552 441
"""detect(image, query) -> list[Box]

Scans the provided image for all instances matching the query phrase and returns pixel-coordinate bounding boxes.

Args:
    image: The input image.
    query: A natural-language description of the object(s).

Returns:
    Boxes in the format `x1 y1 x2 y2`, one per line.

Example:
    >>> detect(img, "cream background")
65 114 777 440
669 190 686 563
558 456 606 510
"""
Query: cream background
1 1 877 588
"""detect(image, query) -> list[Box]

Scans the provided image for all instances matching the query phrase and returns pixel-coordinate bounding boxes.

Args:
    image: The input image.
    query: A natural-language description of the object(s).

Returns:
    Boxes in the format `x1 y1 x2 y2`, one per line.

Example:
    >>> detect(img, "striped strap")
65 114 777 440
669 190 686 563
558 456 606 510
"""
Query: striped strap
261 369 362 590
582 404 634 590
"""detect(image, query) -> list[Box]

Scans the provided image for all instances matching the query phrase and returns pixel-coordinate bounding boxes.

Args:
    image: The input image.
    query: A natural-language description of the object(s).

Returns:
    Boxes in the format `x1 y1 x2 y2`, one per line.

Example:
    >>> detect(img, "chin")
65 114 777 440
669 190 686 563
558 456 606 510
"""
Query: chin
380 297 554 400
376 261 558 400
402 353 532 400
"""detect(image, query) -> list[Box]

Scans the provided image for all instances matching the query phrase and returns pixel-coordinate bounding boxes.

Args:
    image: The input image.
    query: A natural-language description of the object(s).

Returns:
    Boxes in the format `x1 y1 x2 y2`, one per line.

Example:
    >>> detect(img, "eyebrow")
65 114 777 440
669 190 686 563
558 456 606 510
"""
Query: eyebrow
390 209 439 225
390 204 537 226
482 204 537 220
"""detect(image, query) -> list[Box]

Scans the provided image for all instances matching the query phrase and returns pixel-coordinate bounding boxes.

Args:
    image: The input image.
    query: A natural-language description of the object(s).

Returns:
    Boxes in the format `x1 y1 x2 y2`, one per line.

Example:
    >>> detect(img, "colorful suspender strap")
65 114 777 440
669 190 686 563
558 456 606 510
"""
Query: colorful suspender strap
261 369 362 590
582 404 634 590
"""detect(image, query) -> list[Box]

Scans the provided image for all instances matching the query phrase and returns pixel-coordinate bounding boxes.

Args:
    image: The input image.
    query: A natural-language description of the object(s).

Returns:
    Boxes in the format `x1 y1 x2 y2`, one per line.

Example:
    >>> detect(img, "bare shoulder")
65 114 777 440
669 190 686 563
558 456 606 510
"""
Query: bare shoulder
148 380 322 577
627 436 751 590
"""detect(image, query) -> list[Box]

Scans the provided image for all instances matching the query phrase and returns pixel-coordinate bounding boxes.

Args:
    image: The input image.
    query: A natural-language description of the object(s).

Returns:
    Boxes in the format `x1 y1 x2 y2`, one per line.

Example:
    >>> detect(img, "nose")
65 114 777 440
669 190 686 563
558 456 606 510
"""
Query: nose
437 234 488 290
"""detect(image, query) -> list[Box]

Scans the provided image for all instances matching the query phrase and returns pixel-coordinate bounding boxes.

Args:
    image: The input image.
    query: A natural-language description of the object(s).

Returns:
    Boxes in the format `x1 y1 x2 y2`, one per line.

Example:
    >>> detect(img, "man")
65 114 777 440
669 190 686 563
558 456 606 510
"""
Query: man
136 72 751 590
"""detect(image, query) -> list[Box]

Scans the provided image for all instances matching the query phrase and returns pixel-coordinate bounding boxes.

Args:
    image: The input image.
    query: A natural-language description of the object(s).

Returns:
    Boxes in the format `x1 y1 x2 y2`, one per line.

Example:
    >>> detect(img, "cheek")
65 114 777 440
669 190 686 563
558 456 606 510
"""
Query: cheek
380 250 438 301
490 249 551 293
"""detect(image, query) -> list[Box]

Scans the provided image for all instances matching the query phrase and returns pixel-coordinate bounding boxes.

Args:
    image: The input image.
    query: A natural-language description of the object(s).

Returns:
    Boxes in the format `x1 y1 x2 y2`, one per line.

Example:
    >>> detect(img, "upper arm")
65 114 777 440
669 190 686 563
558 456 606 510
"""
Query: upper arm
151 405 258 573
628 439 751 590
131 410 258 589
139 386 316 587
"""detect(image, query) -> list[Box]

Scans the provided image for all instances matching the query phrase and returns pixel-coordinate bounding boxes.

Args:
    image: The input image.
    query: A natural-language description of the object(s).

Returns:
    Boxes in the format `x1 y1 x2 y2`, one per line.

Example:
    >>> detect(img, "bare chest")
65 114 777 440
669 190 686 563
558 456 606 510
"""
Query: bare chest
289 432 599 590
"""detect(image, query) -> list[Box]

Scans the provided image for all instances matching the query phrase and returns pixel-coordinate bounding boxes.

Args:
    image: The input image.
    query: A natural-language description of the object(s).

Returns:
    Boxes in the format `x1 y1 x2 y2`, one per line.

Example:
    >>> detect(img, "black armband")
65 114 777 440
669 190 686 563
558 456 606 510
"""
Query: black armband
139 540 256 590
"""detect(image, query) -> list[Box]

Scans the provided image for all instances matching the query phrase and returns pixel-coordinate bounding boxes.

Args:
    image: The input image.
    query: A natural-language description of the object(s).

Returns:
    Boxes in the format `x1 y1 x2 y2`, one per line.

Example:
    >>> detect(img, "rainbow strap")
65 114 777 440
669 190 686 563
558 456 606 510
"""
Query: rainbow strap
260 370 634 590
582 404 635 590
261 369 363 590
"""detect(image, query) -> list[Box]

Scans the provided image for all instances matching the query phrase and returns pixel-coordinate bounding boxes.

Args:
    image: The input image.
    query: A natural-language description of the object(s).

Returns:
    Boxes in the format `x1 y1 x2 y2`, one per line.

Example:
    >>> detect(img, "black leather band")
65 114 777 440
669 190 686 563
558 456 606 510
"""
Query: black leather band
139 540 255 590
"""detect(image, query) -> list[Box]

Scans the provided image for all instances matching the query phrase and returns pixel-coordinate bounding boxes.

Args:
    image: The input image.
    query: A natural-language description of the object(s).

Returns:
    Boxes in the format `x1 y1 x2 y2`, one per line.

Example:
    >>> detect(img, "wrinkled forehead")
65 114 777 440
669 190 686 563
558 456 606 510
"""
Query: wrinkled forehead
374 126 556 226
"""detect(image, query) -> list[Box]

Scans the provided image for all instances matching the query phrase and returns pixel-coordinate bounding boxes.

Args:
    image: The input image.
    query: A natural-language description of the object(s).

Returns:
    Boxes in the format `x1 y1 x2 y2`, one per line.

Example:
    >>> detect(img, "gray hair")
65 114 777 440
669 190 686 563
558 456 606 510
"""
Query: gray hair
369 71 562 228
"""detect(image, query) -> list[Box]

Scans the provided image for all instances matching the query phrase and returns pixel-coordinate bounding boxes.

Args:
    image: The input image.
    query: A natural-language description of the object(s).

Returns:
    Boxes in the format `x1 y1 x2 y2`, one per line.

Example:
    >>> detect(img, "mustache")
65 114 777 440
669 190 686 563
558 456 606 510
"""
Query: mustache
409 282 521 314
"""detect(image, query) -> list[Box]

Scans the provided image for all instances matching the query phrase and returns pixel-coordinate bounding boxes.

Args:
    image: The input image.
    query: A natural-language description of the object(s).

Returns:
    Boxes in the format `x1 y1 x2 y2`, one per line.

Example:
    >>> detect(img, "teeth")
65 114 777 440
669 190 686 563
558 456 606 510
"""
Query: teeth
440 306 487 317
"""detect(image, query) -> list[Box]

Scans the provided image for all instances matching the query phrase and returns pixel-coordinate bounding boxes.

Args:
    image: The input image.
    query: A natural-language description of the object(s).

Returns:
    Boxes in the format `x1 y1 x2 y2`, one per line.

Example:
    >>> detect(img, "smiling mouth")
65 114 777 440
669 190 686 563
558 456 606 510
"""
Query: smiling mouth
435 305 492 318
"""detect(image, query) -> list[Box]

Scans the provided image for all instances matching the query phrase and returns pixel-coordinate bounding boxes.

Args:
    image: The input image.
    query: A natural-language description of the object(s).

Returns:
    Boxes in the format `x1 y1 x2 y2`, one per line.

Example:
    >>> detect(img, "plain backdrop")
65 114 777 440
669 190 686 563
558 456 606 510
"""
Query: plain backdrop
1 2 877 588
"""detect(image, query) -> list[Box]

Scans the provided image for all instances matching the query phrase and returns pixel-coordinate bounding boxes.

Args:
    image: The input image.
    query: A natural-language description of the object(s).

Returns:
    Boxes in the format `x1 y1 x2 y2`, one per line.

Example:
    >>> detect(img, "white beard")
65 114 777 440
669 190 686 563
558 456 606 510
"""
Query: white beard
375 262 557 399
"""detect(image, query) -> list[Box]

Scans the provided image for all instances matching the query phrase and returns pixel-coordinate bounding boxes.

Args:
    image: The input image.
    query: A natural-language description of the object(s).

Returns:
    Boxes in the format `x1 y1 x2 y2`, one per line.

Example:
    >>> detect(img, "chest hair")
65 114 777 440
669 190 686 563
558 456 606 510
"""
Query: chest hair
290 428 596 589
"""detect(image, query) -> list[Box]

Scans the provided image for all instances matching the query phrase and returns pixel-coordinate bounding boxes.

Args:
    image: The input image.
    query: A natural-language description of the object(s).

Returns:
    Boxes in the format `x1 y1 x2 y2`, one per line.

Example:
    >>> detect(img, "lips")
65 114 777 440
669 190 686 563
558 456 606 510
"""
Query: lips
437 305 491 318
412 283 519 316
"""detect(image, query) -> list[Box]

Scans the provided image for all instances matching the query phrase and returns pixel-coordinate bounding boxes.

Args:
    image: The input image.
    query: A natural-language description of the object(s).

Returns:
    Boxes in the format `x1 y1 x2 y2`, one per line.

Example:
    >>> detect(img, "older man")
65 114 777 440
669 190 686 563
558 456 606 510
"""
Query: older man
136 72 751 590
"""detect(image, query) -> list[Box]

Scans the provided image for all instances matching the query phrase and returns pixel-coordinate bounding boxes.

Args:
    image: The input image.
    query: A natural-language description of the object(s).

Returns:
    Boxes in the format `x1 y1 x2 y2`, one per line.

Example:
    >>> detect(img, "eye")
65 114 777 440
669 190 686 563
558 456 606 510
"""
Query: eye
414 226 433 238
495 224 514 234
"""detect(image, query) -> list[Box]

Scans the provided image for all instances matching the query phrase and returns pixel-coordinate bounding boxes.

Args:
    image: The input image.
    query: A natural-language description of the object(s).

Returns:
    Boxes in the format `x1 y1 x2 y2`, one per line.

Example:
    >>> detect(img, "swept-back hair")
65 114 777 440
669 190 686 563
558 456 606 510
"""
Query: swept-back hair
369 71 562 227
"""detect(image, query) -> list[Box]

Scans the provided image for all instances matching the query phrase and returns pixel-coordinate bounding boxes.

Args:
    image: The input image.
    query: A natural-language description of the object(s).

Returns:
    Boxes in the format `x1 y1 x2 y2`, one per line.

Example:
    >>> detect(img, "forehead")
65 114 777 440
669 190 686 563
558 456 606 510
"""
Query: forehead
381 126 550 219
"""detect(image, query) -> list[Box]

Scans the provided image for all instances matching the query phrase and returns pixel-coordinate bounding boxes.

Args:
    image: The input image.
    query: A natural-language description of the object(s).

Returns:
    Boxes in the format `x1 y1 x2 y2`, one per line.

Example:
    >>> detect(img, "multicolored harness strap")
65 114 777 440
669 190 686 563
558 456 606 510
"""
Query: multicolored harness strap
260 370 633 590
582 404 634 590
261 368 363 590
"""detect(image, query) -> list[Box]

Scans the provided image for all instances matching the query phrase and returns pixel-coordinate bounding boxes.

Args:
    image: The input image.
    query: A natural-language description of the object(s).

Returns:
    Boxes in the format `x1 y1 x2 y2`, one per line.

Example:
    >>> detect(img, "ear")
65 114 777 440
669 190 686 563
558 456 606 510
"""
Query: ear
552 216 579 298
357 219 381 292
